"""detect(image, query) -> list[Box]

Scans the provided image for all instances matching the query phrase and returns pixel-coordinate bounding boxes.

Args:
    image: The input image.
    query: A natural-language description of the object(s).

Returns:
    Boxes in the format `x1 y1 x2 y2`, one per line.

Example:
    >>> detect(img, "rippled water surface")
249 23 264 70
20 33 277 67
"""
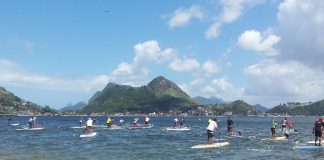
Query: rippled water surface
1 116 323 159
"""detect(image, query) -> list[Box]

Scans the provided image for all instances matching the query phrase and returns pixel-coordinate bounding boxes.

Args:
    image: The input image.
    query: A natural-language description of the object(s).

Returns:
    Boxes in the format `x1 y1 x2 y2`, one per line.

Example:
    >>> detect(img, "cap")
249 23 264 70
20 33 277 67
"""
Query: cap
213 118 218 121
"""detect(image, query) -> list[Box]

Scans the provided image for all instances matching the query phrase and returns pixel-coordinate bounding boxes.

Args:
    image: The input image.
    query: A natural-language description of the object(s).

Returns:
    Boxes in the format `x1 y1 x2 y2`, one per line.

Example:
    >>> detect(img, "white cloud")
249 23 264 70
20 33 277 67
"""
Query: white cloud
169 58 200 72
276 0 324 69
168 5 204 29
202 60 221 76
244 59 324 105
200 77 245 101
205 22 221 39
205 0 265 39
190 78 204 86
238 30 281 56
0 59 111 92
134 40 161 63
112 62 134 76
133 40 177 64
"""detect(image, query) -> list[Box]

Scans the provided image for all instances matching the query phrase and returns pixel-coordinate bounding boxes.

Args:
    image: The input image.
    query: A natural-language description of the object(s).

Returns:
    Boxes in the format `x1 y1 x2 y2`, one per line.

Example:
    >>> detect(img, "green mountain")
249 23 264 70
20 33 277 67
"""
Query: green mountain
267 100 324 116
0 87 57 114
210 100 260 115
82 76 198 114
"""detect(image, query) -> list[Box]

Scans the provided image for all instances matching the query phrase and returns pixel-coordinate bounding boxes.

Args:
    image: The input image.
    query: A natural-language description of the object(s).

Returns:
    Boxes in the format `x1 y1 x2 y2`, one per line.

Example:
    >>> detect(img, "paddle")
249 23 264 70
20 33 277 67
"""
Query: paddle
234 124 242 136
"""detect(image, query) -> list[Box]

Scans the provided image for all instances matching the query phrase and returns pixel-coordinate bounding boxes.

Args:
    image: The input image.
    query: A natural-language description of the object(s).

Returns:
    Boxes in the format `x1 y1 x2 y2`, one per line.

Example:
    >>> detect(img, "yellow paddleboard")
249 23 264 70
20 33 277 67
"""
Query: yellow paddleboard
261 136 286 141
191 142 229 149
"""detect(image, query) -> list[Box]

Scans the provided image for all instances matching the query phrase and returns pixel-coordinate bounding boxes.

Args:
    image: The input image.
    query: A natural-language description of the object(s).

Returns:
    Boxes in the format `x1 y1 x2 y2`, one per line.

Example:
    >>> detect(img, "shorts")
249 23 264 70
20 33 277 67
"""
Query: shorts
271 128 276 134
228 126 233 132
207 130 214 139
315 130 322 137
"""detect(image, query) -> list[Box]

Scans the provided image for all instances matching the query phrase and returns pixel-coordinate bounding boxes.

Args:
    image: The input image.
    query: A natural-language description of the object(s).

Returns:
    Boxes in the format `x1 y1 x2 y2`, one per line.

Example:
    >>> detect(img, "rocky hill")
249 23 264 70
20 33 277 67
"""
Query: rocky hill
82 76 198 114
0 87 57 114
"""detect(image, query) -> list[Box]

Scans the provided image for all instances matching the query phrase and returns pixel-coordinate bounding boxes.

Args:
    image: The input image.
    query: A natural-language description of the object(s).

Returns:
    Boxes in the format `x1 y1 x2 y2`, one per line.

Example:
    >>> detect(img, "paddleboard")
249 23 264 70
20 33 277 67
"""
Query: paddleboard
127 124 154 129
16 127 44 131
80 132 97 138
163 127 191 131
307 141 324 144
11 123 19 126
106 125 126 130
191 142 229 149
93 125 106 128
261 136 286 141
71 126 86 129
296 145 324 151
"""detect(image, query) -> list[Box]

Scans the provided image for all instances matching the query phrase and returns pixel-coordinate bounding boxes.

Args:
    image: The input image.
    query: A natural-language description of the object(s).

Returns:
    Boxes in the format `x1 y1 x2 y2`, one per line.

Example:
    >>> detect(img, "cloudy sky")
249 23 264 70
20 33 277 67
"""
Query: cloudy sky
1 0 324 109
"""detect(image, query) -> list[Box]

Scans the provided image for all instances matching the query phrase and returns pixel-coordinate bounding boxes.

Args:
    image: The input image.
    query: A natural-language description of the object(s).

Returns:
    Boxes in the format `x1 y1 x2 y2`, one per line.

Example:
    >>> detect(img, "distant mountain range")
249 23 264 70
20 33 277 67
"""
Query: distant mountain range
194 96 225 105
252 104 268 112
60 101 87 112
267 100 324 115
82 76 198 114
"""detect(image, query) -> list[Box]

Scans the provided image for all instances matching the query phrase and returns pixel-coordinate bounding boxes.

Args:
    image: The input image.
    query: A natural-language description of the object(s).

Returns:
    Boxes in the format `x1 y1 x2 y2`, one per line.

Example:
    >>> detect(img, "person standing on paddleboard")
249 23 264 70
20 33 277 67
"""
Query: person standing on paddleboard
133 118 139 127
174 118 179 128
180 118 185 128
227 117 234 136
144 116 150 126
28 117 33 128
79 117 84 127
313 117 324 146
85 118 93 134
8 116 12 126
106 117 113 129
281 117 287 133
271 119 279 139
207 118 219 144
119 118 124 126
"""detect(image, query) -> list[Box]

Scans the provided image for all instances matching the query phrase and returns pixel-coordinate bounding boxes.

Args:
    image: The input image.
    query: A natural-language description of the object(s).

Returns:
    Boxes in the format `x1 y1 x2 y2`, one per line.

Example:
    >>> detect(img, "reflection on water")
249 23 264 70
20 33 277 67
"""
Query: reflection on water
0 116 321 159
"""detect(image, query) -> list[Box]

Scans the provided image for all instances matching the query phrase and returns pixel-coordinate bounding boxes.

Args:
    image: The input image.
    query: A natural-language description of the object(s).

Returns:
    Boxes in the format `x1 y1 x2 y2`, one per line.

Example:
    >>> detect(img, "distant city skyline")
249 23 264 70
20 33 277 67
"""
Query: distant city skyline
1 0 324 109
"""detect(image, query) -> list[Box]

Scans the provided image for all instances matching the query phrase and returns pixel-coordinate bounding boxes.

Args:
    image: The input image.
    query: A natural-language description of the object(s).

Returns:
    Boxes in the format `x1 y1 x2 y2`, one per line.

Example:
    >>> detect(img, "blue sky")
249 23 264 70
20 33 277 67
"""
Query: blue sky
1 0 324 109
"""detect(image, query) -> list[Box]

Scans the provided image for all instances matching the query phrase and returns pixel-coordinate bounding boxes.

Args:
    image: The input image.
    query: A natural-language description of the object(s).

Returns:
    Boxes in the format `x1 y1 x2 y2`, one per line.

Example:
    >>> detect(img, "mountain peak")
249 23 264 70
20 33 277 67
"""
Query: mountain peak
0 86 10 95
147 76 189 97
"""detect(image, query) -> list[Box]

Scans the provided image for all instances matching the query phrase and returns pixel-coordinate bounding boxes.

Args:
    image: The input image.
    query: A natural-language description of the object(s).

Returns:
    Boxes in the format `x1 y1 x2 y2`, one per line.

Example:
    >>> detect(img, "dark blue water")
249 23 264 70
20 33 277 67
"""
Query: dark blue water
1 116 323 159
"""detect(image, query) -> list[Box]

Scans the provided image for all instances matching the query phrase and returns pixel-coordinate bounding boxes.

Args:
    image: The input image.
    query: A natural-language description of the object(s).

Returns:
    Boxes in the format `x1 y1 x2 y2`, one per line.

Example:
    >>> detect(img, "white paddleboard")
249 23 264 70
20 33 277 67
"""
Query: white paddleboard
80 132 97 138
11 123 19 126
261 136 286 141
93 125 106 128
127 124 154 129
106 125 126 130
296 145 324 151
71 126 86 129
191 142 229 149
163 127 191 131
16 127 44 131
307 141 324 144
